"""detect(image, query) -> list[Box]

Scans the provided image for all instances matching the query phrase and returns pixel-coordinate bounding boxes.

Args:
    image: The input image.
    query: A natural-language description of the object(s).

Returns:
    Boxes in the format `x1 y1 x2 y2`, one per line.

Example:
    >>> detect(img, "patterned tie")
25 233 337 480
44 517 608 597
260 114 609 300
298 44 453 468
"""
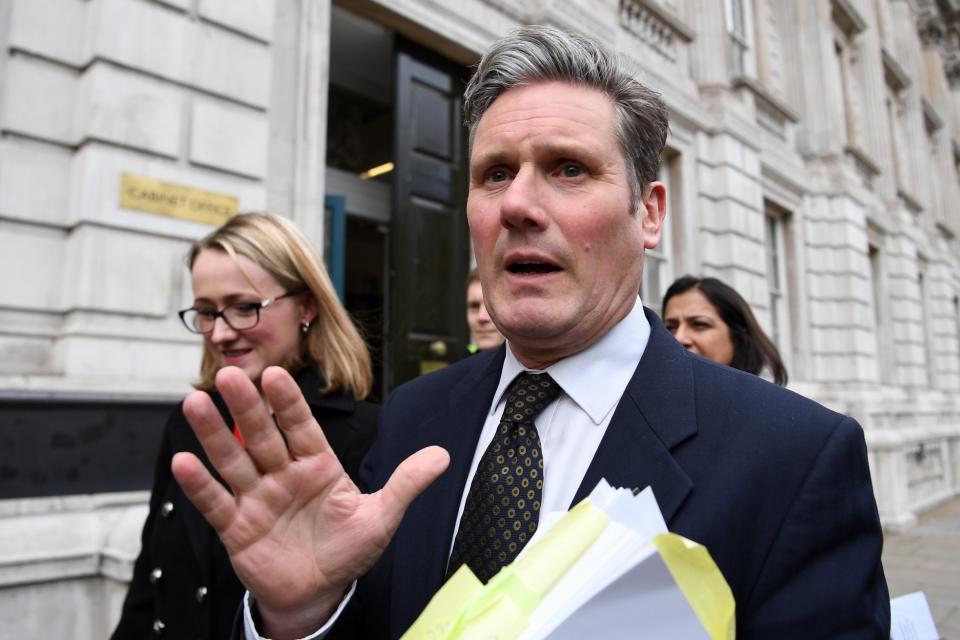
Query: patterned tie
447 372 562 583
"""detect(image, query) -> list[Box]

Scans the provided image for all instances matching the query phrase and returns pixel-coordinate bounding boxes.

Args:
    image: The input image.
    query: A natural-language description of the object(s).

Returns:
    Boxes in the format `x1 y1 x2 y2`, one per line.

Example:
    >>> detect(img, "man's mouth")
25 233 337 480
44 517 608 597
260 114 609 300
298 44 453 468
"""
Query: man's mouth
507 261 562 275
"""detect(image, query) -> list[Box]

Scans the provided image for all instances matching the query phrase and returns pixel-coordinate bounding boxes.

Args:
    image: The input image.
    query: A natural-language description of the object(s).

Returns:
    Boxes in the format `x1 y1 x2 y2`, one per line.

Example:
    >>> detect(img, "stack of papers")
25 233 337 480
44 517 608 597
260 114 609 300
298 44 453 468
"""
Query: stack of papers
403 479 735 640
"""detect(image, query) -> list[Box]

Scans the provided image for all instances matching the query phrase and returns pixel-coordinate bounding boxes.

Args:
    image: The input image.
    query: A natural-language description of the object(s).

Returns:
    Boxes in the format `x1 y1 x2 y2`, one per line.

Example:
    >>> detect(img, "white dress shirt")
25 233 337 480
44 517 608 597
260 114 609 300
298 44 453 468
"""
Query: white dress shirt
245 298 652 640
449 296 650 550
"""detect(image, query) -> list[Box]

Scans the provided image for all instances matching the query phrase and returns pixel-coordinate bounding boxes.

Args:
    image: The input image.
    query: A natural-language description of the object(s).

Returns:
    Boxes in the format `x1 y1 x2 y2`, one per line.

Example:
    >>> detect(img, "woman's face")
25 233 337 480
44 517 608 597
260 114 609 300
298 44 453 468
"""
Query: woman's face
190 249 314 387
663 288 735 366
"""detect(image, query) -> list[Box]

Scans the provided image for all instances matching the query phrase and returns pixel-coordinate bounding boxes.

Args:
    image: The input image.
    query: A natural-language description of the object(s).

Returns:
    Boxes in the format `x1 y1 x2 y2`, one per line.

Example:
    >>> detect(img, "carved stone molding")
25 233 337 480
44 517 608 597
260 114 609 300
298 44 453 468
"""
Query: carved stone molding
482 0 538 24
551 1 616 44
732 75 799 140
831 0 868 36
844 144 881 189
618 0 693 63
945 52 960 87
917 10 947 47
882 47 912 91
922 97 944 131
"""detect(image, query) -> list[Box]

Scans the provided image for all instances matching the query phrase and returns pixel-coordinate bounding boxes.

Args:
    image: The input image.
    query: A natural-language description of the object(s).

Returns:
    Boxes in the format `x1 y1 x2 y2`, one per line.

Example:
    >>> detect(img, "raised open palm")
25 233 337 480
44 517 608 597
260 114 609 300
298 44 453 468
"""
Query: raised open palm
171 366 449 639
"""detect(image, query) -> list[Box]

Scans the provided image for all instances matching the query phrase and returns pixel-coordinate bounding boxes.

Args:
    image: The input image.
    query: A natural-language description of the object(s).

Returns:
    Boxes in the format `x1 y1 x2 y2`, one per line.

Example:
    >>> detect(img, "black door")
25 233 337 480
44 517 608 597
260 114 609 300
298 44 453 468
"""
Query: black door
389 43 470 388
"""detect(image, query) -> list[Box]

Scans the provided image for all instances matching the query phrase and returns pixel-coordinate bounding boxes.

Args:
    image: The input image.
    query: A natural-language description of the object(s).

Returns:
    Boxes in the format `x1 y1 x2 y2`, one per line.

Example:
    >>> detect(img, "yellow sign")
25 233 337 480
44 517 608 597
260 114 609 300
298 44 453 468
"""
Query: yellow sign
120 173 237 226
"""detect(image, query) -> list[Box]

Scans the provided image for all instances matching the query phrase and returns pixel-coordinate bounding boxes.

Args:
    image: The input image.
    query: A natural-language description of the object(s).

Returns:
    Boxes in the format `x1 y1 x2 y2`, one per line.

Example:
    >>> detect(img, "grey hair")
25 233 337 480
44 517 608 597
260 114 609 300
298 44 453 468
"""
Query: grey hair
464 25 669 208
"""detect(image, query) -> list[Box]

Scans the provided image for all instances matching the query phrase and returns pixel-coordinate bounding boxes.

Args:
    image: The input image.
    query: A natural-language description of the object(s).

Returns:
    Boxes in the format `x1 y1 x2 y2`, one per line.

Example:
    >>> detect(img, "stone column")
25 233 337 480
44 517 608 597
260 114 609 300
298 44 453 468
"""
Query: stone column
289 0 332 253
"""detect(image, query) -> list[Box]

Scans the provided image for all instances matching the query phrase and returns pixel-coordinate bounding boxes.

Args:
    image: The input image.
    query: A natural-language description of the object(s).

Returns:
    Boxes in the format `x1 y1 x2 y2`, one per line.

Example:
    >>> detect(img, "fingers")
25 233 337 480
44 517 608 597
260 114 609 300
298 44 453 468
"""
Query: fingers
171 451 237 534
216 367 291 473
262 366 331 459
182 389 260 493
378 446 450 530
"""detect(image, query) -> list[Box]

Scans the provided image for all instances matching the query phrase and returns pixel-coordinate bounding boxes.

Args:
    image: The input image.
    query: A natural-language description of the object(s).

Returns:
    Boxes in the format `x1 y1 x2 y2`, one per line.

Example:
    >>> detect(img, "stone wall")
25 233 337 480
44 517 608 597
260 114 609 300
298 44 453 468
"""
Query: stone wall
1 0 959 636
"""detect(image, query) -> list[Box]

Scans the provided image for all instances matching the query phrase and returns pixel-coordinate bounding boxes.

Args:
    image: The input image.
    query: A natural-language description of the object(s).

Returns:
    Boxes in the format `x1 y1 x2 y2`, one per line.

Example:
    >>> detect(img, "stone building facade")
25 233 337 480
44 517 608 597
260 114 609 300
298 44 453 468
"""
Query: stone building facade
0 0 958 637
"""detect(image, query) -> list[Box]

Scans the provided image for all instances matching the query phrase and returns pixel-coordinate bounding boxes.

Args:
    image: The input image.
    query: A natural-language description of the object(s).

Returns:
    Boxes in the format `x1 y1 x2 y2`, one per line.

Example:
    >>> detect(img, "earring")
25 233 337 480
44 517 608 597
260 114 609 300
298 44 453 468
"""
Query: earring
301 321 311 334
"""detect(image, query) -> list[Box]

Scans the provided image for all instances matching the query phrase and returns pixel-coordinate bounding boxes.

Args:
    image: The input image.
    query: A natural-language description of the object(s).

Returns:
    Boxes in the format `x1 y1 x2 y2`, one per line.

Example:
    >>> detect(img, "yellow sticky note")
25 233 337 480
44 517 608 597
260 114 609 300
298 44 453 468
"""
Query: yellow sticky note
653 533 736 640
511 499 610 596
401 565 483 639
452 594 529 640
402 498 611 640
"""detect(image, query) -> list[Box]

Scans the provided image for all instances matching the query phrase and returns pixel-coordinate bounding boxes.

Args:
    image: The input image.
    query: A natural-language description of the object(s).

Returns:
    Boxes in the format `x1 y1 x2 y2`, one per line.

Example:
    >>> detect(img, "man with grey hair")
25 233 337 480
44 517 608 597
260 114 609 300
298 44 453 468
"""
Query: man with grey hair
173 26 889 639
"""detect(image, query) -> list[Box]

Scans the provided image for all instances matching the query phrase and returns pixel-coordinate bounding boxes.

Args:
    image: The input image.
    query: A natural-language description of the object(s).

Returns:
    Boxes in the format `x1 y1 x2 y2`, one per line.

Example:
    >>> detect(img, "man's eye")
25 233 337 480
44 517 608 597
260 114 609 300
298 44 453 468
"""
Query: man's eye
560 164 583 178
487 169 509 183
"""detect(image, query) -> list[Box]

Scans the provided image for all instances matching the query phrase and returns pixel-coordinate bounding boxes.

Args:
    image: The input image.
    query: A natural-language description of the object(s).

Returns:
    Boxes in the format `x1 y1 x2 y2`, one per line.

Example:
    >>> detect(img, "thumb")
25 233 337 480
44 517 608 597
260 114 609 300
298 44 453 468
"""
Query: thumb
377 446 450 530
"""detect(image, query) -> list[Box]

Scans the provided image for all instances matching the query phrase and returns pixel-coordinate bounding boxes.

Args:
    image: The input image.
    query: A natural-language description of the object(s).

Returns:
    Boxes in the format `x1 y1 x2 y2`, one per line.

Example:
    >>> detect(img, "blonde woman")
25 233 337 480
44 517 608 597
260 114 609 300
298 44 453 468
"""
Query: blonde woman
112 213 378 639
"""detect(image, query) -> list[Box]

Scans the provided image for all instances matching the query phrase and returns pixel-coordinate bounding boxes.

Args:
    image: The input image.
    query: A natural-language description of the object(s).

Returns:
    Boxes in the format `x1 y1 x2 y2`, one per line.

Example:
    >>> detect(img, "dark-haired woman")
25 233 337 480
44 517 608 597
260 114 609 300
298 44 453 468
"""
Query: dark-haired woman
662 275 788 386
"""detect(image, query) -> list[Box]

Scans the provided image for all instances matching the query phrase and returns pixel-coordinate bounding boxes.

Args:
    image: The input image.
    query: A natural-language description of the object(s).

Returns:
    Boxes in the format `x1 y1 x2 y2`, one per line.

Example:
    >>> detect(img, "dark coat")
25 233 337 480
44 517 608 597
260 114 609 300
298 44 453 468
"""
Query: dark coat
112 367 378 640
327 308 889 639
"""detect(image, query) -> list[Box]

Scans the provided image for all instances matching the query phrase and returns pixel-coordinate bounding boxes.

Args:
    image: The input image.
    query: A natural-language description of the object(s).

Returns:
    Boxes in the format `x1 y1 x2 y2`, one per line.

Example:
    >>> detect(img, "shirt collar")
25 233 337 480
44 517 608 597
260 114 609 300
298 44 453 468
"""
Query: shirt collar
491 297 651 424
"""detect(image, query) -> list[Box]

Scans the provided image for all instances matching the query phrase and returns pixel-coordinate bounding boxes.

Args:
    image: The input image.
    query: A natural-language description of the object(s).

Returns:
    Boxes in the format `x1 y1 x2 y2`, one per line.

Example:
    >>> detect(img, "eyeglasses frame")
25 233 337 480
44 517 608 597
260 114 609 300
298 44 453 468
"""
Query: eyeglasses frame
178 290 304 334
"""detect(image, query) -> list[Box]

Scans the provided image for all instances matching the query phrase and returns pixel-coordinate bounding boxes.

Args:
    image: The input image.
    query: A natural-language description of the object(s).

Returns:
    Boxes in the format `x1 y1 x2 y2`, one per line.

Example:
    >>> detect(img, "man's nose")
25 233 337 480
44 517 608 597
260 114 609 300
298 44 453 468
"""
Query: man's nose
499 167 548 231
209 316 238 343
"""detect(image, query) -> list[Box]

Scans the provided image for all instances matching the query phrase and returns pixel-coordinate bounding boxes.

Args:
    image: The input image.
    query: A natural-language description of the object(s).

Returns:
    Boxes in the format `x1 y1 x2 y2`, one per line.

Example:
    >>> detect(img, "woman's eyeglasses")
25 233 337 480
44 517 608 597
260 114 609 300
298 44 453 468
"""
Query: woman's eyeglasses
178 291 302 334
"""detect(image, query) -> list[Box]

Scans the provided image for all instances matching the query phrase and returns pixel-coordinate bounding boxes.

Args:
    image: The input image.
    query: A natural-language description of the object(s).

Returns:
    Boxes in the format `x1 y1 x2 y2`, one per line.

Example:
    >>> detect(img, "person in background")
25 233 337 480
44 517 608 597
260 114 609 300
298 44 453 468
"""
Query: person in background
465 267 505 355
111 212 379 640
662 275 788 385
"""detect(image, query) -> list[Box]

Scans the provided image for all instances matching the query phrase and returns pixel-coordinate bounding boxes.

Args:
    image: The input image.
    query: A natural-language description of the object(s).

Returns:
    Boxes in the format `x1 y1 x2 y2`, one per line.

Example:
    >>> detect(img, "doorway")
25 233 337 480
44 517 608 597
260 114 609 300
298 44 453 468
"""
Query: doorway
326 5 471 396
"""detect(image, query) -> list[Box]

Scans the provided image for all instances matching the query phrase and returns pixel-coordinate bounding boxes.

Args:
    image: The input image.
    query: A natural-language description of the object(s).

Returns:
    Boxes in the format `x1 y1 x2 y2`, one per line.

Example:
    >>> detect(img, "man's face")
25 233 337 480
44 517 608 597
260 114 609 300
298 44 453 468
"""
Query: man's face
466 280 505 351
467 81 665 367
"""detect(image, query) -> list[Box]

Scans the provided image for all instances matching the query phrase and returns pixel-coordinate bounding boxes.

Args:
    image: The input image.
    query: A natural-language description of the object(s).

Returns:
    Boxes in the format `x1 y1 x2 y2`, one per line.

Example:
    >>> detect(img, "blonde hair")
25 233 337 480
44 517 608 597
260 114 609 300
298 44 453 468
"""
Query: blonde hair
187 212 372 399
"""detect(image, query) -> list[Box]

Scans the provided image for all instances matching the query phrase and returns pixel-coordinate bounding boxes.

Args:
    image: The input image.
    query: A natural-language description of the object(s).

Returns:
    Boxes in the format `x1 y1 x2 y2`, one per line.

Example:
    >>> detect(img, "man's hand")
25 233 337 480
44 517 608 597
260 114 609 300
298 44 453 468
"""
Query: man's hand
171 366 449 639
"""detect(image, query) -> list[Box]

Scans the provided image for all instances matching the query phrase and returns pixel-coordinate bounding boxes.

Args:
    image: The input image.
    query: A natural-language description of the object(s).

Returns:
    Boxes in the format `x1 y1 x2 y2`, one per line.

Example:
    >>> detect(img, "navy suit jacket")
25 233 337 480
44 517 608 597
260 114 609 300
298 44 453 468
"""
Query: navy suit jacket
327 308 889 638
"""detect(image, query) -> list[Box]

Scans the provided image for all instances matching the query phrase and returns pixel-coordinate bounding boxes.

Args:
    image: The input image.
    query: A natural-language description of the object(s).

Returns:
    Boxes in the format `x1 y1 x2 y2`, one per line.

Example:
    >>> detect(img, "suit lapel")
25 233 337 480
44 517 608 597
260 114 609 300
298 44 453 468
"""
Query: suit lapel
573 308 697 525
389 315 698 631
389 349 505 634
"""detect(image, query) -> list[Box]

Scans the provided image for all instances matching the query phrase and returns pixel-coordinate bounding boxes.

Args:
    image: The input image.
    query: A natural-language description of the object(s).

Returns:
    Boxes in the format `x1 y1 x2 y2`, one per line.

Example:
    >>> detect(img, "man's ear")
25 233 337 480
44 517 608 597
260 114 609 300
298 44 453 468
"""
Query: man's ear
639 181 667 250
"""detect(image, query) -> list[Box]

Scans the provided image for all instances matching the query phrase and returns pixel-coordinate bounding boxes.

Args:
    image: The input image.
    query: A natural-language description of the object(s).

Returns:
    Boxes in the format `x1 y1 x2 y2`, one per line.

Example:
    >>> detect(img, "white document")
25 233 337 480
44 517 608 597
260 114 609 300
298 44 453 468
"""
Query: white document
890 592 940 640
517 481 709 640
544 552 709 639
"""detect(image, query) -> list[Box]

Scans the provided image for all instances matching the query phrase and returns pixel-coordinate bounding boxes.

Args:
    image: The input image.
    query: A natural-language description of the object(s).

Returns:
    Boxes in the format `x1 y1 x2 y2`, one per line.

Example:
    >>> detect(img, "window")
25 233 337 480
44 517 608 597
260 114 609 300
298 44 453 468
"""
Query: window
882 49 911 192
640 156 679 313
725 0 754 77
918 258 936 388
642 249 668 314
955 295 960 389
765 214 784 348
763 201 793 360
868 236 894 383
834 39 854 146
953 295 960 382
885 92 906 189
830 0 868 152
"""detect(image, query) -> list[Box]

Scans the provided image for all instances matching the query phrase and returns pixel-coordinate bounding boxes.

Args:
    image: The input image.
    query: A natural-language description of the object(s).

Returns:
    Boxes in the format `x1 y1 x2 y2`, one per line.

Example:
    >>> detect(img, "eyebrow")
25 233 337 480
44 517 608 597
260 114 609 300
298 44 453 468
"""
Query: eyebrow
192 293 262 306
471 140 600 172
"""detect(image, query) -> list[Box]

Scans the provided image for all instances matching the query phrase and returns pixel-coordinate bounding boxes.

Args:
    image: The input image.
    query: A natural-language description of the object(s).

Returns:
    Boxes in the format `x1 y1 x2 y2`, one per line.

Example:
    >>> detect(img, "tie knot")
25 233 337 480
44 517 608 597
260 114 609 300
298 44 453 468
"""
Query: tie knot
502 372 562 424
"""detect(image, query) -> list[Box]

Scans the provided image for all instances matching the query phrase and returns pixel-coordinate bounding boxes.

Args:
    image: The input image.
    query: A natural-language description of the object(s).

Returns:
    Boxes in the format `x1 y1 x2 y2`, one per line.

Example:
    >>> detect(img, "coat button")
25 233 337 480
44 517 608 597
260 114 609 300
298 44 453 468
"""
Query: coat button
160 501 174 518
195 585 208 604
149 568 163 584
152 619 165 634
